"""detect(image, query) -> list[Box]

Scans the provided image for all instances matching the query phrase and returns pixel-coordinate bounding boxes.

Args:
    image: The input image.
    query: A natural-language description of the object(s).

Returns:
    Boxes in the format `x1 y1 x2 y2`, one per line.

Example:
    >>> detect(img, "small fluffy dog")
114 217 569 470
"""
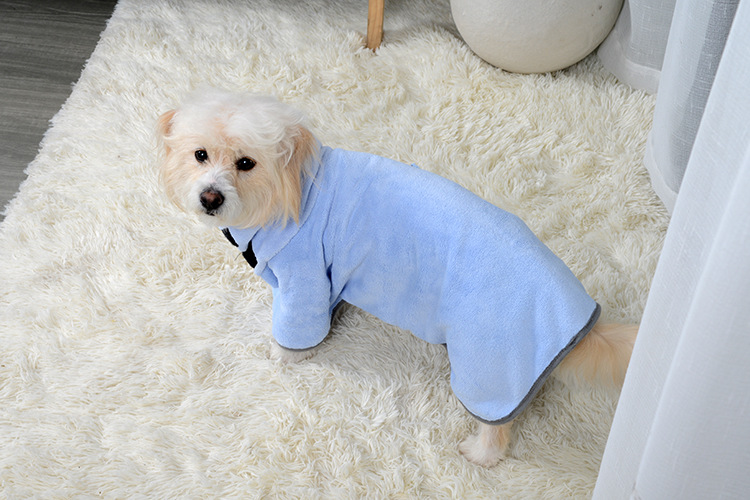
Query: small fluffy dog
157 88 637 467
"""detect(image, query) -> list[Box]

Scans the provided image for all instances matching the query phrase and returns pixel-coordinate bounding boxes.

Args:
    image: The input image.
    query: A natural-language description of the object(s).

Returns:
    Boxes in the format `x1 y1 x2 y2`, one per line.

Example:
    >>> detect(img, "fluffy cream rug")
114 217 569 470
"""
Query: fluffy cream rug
0 0 668 497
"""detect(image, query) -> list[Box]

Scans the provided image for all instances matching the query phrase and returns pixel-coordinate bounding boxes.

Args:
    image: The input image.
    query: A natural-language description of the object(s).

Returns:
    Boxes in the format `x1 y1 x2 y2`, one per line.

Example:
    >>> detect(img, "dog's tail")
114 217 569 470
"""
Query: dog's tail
553 322 638 388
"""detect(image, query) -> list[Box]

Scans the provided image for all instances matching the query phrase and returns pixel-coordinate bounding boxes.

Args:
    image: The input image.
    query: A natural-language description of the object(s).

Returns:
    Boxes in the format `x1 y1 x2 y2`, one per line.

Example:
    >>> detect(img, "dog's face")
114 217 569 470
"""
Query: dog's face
157 89 316 228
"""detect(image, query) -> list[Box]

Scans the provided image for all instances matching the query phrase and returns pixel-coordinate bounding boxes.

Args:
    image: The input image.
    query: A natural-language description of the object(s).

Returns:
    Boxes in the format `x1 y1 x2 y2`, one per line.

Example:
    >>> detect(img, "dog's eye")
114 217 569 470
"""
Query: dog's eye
236 157 256 171
195 149 208 163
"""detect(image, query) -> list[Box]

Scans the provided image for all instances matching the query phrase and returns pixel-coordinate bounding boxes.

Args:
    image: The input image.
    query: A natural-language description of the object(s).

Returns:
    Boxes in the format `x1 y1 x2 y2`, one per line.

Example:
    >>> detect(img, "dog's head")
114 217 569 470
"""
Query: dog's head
157 88 316 228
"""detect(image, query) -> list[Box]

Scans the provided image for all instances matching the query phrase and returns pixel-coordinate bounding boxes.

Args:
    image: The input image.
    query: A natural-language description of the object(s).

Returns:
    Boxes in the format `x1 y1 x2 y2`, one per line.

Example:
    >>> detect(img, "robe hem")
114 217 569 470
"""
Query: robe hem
462 303 602 425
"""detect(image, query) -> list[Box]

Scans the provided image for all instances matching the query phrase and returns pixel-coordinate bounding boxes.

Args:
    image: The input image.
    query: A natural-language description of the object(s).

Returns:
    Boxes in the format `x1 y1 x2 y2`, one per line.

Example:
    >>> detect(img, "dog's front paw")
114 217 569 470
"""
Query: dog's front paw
270 341 316 364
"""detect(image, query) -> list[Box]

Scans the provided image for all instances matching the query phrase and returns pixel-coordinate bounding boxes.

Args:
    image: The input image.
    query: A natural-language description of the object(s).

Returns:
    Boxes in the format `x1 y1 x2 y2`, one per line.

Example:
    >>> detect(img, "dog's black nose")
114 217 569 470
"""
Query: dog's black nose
200 188 224 214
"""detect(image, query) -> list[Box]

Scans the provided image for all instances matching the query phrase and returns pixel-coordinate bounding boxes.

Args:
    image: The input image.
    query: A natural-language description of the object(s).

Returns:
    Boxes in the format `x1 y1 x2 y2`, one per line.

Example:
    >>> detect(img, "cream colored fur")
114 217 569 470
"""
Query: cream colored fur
556 323 639 388
0 0 667 496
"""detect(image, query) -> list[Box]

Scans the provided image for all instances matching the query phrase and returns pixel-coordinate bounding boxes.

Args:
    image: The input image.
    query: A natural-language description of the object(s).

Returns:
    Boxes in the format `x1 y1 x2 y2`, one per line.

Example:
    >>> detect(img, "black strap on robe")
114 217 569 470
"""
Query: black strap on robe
221 228 257 268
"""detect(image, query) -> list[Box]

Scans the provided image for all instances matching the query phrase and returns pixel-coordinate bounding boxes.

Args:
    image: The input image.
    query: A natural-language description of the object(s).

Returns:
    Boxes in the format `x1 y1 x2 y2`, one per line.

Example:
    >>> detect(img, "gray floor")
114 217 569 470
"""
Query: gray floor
0 0 117 221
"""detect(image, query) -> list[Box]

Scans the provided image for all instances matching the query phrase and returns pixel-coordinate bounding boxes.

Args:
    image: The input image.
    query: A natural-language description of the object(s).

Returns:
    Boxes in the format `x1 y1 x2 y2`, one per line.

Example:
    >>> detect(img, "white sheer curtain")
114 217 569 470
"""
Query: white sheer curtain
597 0 676 94
600 0 740 213
594 0 750 498
644 0 740 212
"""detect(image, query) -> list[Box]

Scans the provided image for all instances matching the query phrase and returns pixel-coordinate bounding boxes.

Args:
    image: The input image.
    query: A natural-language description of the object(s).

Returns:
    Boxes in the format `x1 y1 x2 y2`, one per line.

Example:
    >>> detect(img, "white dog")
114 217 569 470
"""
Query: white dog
157 88 636 467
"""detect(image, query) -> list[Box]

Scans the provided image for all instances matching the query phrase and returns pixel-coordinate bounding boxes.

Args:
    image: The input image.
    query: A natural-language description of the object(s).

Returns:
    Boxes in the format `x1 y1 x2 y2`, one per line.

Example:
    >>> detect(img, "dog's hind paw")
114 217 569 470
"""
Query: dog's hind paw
459 422 512 467
459 435 505 467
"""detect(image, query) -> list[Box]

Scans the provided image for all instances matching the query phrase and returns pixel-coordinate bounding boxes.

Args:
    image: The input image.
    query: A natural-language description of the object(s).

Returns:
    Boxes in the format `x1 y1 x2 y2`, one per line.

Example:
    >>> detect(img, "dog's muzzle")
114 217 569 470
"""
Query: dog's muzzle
200 187 224 215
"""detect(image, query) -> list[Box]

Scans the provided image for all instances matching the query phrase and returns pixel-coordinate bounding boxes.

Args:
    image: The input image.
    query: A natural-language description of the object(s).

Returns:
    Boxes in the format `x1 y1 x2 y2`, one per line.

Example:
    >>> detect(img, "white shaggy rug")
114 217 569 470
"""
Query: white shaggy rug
0 0 668 497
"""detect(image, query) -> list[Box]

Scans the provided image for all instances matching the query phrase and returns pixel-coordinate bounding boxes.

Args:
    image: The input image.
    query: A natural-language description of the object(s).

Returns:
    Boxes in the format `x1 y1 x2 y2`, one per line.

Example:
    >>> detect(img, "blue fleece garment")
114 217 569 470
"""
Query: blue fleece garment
224 146 600 424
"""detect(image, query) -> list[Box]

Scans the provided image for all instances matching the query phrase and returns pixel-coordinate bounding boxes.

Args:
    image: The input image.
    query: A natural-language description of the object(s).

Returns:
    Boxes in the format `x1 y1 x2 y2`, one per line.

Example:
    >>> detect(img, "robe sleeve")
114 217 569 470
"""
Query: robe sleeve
267 258 334 351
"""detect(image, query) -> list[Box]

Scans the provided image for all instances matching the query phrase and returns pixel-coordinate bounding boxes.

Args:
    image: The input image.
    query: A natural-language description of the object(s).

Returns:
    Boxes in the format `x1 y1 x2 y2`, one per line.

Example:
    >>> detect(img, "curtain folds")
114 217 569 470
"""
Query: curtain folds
594 0 750 497
597 0 676 94
644 0 740 212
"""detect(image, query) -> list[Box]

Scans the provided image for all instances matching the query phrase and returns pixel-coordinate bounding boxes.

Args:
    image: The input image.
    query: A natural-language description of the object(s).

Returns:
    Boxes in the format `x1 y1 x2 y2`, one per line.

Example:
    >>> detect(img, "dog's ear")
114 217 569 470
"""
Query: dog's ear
156 110 176 153
278 125 316 225
155 109 181 207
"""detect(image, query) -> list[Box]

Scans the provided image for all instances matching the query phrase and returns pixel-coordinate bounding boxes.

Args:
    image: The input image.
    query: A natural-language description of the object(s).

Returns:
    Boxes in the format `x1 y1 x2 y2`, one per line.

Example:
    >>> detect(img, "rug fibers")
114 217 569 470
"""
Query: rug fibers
0 0 668 497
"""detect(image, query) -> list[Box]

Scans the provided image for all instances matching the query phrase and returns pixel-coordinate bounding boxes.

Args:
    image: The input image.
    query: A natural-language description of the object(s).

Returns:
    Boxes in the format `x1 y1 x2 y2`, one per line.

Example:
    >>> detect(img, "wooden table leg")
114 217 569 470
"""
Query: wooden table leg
366 0 385 50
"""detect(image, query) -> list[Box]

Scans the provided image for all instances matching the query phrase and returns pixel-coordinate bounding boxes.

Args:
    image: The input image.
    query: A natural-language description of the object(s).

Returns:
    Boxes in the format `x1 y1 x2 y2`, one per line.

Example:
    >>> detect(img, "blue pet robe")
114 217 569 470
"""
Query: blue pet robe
222 146 600 424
